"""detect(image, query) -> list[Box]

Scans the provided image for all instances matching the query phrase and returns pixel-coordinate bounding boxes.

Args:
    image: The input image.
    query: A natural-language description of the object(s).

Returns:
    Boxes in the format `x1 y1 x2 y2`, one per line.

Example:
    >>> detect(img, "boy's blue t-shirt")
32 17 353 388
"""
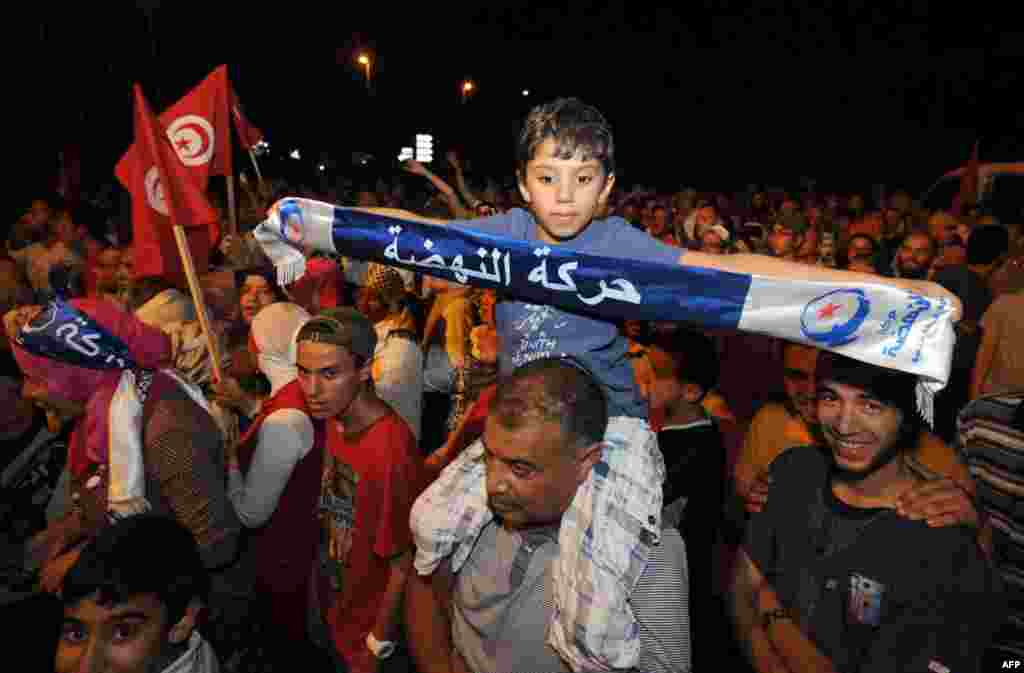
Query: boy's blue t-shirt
456 208 682 418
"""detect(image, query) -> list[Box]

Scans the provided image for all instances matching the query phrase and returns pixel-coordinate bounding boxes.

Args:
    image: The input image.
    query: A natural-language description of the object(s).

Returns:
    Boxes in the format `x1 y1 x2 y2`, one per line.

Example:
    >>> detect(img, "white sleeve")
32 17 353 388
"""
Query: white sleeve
227 408 315 527
372 338 424 441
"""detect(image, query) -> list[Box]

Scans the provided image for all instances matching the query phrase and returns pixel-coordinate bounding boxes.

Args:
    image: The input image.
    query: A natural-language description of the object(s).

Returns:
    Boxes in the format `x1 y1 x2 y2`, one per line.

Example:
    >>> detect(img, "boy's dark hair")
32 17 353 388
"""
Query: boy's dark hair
516 98 615 179
492 357 608 453
650 329 720 397
967 224 1009 266
62 515 209 627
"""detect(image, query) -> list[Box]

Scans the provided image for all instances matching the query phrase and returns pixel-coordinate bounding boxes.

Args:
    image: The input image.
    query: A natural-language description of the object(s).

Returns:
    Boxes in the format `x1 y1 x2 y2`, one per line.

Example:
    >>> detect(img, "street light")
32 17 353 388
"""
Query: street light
357 54 371 92
461 80 474 104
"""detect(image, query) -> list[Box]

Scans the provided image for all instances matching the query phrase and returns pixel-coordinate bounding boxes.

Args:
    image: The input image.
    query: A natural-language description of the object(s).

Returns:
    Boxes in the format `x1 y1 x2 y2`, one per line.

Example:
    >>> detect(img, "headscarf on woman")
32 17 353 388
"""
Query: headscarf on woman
11 298 208 516
248 302 312 396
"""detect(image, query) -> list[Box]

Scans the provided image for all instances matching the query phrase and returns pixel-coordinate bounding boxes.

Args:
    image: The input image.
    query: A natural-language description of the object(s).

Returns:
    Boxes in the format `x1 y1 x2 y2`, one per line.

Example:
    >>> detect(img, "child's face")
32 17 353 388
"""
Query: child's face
518 138 615 244
56 593 175 673
632 353 682 411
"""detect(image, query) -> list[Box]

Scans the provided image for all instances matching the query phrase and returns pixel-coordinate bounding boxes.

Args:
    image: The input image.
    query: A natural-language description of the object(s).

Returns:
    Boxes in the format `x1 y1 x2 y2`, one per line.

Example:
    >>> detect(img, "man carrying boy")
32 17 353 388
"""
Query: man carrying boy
406 358 690 673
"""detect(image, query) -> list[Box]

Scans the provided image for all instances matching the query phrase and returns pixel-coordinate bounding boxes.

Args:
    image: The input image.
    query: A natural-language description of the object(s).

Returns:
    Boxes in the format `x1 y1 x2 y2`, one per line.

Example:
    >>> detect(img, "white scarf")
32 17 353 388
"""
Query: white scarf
107 369 211 517
162 632 220 673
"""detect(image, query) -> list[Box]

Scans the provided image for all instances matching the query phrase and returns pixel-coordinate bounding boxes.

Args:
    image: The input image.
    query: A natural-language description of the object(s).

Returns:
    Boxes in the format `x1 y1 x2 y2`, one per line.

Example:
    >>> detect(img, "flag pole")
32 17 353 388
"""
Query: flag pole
172 225 226 383
226 174 238 236
248 148 264 186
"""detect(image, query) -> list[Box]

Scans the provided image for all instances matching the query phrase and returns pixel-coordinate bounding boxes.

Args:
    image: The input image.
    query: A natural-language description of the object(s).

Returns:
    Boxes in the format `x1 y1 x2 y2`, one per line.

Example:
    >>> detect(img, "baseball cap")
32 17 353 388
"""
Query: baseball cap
296 307 377 361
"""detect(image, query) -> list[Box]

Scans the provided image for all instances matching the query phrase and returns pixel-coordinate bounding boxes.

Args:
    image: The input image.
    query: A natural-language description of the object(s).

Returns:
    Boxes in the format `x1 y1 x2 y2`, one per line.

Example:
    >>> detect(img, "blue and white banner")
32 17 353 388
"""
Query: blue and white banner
254 198 955 398
15 300 135 371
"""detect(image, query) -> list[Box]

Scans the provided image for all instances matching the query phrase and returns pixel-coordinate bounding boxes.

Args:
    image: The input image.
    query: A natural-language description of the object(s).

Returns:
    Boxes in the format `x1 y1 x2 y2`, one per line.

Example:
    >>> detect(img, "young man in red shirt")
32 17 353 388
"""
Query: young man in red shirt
296 307 426 673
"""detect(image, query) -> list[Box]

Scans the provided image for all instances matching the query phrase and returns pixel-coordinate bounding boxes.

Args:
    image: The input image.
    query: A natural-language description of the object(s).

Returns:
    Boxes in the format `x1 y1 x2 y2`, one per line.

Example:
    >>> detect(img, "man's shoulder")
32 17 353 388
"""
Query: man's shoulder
750 401 794 426
364 408 420 454
768 443 828 480
876 515 991 585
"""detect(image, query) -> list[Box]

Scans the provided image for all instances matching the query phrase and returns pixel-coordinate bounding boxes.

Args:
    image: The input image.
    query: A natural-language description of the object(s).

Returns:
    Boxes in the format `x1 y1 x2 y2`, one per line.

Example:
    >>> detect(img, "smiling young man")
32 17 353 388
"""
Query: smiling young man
296 307 426 673
731 351 1003 673
56 515 218 673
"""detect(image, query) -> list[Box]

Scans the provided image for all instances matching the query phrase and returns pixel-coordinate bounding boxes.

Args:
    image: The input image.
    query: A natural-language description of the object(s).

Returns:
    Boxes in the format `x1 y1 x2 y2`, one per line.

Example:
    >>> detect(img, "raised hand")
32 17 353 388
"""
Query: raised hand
446 150 462 172
403 160 428 177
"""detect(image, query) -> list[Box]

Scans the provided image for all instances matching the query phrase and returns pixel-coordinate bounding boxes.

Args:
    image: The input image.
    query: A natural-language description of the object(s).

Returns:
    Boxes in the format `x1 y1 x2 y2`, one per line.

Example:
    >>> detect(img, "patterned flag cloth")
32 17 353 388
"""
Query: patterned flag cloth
115 67 232 282
115 84 219 283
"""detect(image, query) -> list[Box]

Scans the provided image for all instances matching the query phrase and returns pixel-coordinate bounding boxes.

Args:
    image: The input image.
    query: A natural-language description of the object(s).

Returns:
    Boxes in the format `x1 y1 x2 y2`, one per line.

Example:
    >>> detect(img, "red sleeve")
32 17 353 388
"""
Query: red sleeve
286 257 344 312
371 414 425 559
454 384 497 454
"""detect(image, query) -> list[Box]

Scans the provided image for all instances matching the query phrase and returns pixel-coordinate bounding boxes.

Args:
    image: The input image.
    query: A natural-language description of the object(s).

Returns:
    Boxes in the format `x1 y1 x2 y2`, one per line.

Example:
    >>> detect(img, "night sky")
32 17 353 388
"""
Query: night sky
11 2 1022 213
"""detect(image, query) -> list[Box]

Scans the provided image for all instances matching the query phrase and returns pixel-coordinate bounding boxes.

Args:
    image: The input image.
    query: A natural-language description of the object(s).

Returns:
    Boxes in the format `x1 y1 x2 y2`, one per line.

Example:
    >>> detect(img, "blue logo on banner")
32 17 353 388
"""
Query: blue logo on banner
800 289 871 348
16 300 135 370
278 199 306 247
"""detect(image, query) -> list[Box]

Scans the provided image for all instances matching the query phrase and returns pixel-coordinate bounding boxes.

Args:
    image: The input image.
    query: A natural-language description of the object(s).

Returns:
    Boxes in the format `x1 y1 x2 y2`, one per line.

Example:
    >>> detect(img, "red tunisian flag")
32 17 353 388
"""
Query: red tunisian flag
115 84 218 283
117 65 233 196
230 88 264 150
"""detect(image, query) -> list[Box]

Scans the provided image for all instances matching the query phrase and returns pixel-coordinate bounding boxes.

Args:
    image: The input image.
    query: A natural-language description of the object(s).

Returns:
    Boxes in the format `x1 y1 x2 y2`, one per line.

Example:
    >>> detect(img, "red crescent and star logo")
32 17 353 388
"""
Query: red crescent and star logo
166 114 215 167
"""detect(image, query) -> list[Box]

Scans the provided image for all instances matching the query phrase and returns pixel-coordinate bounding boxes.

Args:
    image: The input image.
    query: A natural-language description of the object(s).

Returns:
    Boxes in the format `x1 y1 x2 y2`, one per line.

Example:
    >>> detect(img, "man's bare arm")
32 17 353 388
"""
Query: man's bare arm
730 548 790 673
369 549 413 643
970 320 997 400
405 559 461 673
753 572 841 673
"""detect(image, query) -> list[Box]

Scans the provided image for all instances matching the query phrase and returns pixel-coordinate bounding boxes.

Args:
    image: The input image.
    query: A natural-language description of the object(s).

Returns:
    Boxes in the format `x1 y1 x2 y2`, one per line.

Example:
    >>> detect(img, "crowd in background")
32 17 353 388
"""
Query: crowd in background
2 139 1023 672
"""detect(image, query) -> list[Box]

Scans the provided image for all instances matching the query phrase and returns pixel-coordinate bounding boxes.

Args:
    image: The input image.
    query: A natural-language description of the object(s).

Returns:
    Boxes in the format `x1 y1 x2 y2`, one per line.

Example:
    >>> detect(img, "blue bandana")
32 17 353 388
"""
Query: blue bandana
15 300 136 371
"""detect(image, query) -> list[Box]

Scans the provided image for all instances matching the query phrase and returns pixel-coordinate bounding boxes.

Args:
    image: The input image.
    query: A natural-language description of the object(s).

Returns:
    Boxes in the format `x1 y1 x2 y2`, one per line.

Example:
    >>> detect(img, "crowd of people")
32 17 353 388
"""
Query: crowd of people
1 97 1021 672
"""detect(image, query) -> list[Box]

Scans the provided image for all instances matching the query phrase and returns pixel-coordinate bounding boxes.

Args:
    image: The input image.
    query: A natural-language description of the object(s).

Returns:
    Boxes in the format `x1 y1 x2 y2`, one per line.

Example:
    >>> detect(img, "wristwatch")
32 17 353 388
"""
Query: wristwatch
762 607 792 630
366 632 397 660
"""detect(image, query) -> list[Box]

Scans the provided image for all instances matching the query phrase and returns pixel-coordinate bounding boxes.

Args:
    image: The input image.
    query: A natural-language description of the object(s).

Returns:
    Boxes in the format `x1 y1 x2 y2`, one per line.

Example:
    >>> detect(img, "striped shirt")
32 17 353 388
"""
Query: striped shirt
958 393 1024 658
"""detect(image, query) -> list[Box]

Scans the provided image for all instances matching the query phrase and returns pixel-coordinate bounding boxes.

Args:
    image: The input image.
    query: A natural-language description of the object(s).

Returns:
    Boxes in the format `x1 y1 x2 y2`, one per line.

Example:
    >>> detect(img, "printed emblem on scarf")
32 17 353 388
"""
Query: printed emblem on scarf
800 289 871 348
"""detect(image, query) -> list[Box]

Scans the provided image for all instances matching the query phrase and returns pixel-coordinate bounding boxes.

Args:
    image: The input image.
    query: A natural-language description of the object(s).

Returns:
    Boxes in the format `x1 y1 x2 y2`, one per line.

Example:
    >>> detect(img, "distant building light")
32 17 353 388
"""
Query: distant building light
290 149 301 160
415 134 434 163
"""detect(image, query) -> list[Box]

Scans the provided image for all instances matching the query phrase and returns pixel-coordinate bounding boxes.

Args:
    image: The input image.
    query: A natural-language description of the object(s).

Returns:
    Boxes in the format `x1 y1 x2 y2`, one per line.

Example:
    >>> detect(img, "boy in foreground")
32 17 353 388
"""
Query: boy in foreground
56 515 218 673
